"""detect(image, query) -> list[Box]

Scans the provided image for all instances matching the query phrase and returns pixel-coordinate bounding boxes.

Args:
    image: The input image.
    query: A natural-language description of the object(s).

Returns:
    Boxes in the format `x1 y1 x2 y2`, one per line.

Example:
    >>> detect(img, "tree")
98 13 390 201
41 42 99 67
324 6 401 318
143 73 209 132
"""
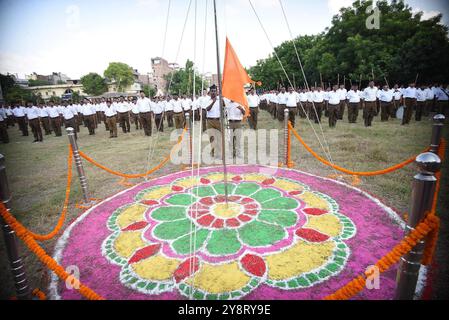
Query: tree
28 79 51 87
164 60 202 95
248 0 449 88
104 62 135 92
1 74 36 104
143 84 156 98
80 73 108 96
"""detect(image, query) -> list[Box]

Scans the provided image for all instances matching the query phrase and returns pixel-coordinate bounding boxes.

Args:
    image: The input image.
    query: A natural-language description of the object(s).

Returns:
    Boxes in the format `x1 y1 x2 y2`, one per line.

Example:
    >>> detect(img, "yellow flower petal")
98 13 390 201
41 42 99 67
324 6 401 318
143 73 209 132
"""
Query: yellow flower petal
131 255 180 281
305 214 342 237
114 231 147 258
298 191 330 210
141 186 172 200
272 179 304 193
186 262 251 294
266 240 335 280
176 177 199 189
116 204 147 229
242 174 269 183
204 173 236 182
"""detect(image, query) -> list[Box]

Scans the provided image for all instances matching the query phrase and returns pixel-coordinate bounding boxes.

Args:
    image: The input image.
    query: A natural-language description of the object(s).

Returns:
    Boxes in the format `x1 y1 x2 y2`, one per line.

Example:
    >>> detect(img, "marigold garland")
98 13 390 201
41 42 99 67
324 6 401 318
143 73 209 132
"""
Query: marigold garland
32 288 47 300
0 203 104 300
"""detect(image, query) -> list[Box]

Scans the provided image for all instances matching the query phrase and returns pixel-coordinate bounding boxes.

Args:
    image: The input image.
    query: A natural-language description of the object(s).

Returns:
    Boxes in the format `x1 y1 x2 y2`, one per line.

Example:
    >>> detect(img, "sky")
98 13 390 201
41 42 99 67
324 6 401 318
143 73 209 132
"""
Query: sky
0 0 448 79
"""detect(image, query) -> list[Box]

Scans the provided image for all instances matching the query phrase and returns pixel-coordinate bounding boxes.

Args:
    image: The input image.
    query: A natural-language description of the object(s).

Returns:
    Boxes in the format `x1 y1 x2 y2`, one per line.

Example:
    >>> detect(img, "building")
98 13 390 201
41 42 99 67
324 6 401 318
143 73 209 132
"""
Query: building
26 83 86 100
26 72 70 84
150 57 179 94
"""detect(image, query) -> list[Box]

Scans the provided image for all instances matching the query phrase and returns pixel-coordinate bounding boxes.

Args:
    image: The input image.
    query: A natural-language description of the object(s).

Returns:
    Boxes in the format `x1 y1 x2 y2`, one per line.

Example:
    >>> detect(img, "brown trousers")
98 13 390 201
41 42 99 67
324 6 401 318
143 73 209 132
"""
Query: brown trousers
312 102 323 124
174 112 185 129
16 116 28 136
364 101 377 127
287 107 297 127
154 113 164 132
50 117 62 136
402 98 416 125
277 104 286 122
248 108 259 130
139 112 153 136
64 118 77 140
338 101 346 120
228 120 242 158
106 116 118 137
118 112 130 133
0 121 9 143
207 118 222 158
41 116 52 135
328 104 338 128
84 114 96 135
416 101 425 121
348 102 360 123
380 101 392 122
166 111 174 128
131 113 141 130
29 118 43 141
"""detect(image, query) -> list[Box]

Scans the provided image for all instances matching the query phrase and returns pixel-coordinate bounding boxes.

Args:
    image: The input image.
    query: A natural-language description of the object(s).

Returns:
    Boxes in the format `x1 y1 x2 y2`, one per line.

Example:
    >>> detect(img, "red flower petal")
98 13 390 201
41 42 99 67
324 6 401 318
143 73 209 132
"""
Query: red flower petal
212 219 224 229
245 210 258 216
200 178 211 184
197 215 215 227
121 221 149 232
226 218 241 228
289 190 302 196
238 214 252 222
232 176 243 182
240 197 254 204
200 197 214 206
303 208 328 216
174 257 200 283
228 195 242 202
262 178 275 186
295 228 330 242
215 195 227 203
141 200 158 206
189 210 209 218
244 203 259 210
128 244 161 264
172 185 183 192
241 254 266 277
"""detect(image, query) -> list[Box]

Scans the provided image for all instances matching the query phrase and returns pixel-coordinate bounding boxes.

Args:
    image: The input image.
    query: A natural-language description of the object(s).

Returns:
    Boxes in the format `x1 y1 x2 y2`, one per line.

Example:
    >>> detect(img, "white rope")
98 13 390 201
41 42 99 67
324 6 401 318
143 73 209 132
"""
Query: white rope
248 0 337 175
277 0 338 174
161 0 172 58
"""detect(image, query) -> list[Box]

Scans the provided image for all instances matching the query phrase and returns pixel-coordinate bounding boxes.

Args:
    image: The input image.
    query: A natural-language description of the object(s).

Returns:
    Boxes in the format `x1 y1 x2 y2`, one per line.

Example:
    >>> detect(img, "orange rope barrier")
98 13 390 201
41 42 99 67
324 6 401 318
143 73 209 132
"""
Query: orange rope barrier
0 202 104 300
32 288 47 300
289 122 428 176
325 213 440 300
78 128 186 179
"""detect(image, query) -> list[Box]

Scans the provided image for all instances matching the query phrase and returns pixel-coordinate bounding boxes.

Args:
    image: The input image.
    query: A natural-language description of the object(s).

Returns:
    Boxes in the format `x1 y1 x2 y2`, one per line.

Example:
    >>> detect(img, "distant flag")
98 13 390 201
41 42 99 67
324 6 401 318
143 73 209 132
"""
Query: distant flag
222 37 254 117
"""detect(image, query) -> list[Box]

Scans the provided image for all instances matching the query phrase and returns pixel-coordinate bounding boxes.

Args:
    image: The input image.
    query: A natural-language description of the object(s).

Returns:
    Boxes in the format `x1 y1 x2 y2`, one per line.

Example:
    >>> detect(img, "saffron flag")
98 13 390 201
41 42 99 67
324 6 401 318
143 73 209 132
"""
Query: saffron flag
222 37 253 117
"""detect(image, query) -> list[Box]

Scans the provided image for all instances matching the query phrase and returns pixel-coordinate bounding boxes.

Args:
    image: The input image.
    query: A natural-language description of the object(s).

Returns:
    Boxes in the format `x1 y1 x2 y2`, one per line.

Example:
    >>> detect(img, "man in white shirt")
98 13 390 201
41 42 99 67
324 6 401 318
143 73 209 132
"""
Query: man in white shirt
392 84 402 119
47 101 62 136
424 85 434 117
136 91 153 136
115 96 131 133
0 107 9 143
226 99 245 159
206 85 223 158
12 104 29 136
37 103 51 135
104 99 118 138
198 90 211 132
416 85 428 122
277 88 288 122
337 85 348 120
285 87 299 127
247 88 260 130
306 88 314 119
312 87 325 124
402 83 417 125
80 99 96 135
327 85 340 128
129 98 141 131
377 85 394 122
25 102 43 142
298 89 308 119
171 95 185 130
268 90 278 119
153 96 165 132
363 81 378 127
347 85 361 123
61 101 77 139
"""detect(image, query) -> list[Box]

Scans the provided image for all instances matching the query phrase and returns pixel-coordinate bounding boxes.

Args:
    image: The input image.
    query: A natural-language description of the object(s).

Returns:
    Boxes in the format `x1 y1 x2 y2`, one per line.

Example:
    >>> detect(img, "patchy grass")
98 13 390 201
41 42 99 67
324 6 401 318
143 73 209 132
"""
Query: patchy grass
0 110 447 299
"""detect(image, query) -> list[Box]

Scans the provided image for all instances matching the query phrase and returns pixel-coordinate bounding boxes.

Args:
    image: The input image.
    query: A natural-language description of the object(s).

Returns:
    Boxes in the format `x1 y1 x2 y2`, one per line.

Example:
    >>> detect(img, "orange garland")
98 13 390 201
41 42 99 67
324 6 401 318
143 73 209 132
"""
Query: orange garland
325 213 440 300
78 128 186 179
0 202 104 300
32 288 47 300
289 122 429 176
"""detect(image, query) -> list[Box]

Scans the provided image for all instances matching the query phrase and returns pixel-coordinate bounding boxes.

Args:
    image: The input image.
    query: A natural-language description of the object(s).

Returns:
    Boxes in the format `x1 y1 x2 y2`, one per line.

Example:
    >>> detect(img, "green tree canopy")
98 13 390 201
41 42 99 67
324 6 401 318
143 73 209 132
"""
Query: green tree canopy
142 84 156 98
80 72 108 96
104 62 135 92
164 60 203 96
1 74 36 104
249 0 449 89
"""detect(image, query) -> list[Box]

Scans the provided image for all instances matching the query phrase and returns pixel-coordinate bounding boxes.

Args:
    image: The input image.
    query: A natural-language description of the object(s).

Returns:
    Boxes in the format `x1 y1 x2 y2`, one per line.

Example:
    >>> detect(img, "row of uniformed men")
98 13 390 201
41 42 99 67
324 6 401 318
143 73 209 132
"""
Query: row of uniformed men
248 83 449 128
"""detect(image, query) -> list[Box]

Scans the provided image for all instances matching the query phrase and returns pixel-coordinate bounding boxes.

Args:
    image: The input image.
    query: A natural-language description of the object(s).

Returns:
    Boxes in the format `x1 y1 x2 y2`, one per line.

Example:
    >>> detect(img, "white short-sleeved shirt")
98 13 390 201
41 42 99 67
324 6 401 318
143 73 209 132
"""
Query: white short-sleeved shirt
363 87 378 102
247 94 260 108
26 106 40 120
403 87 417 99
313 91 325 103
378 89 394 102
207 98 221 118
226 100 244 121
104 105 117 117
327 91 341 105
171 100 183 113
347 90 361 103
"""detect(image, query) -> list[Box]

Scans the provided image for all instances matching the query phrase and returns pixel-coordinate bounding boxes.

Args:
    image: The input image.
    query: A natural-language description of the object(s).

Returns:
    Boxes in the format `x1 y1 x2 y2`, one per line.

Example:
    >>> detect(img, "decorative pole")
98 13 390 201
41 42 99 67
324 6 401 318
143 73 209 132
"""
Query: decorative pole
67 127 94 207
430 114 445 154
185 112 192 167
284 109 289 167
0 154 31 300
395 152 441 300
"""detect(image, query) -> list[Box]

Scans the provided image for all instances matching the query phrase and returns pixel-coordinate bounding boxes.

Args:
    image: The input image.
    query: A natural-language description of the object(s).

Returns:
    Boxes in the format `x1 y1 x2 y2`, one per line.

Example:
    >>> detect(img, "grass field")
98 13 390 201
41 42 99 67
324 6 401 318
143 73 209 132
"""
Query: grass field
0 109 447 299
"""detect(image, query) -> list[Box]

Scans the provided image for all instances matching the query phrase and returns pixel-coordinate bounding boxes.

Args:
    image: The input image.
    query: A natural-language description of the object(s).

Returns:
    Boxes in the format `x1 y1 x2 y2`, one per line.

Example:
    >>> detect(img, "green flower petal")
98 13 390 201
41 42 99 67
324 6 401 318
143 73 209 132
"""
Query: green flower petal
238 221 286 247
213 183 236 195
171 229 210 255
252 189 282 203
153 219 193 240
206 229 242 255
233 183 260 196
151 206 187 221
258 210 298 227
165 194 196 206
192 186 216 197
261 197 298 210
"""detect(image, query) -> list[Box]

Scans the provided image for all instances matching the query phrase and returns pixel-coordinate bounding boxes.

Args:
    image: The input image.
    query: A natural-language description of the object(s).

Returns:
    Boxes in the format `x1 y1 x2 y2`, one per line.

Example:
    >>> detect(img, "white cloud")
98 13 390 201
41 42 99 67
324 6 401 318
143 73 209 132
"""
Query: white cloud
412 7 440 20
328 0 354 14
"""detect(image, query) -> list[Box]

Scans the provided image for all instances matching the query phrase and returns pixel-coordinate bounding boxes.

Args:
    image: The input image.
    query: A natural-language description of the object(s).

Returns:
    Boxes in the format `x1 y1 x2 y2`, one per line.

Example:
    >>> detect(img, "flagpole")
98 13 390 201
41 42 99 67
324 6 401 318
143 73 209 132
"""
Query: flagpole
213 0 229 204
